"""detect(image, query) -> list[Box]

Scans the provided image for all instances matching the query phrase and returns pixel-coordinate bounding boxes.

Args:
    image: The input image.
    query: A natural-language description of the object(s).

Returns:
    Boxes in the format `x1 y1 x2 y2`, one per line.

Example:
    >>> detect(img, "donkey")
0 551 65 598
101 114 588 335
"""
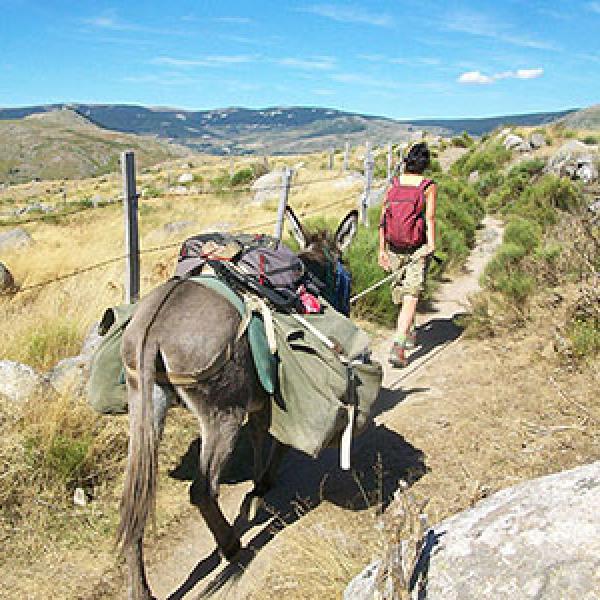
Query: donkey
117 207 358 600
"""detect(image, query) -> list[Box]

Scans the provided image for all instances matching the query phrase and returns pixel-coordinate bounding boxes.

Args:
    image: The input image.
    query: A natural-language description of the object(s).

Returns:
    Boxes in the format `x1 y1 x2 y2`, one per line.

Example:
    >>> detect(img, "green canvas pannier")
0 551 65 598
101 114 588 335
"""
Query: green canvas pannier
87 304 136 415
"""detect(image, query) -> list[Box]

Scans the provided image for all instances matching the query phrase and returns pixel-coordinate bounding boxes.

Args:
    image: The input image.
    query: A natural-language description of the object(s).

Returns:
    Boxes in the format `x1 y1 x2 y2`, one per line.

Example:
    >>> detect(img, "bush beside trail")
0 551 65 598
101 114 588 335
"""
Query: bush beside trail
465 159 598 363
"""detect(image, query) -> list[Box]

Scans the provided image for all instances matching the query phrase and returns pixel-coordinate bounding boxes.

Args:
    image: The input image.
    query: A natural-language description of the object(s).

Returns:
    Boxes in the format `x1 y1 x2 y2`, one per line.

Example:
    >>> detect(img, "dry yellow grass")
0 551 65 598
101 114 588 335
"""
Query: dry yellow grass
0 149 369 599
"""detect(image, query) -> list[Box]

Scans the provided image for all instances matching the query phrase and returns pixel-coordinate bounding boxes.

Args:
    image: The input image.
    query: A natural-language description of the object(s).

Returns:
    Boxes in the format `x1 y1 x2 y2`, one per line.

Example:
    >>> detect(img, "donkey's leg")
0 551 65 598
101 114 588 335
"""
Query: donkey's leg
187 397 245 559
152 383 174 440
256 438 289 495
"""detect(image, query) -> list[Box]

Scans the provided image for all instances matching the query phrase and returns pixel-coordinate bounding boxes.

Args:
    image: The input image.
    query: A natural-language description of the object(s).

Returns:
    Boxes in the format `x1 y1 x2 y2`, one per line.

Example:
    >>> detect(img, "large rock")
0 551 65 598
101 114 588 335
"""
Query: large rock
178 172 194 184
46 322 103 396
346 461 600 599
0 262 16 292
0 360 46 402
0 228 33 252
546 140 599 182
251 170 284 204
503 134 530 152
529 132 546 149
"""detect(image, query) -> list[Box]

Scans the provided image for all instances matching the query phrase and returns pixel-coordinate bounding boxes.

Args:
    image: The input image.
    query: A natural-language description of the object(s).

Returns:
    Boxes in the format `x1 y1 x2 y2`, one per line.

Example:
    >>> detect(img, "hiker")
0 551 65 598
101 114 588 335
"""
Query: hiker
378 142 436 367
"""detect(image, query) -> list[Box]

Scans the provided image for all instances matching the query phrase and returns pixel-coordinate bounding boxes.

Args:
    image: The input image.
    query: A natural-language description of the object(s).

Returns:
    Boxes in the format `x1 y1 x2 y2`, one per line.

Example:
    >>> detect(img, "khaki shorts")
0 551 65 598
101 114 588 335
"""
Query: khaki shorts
387 245 429 304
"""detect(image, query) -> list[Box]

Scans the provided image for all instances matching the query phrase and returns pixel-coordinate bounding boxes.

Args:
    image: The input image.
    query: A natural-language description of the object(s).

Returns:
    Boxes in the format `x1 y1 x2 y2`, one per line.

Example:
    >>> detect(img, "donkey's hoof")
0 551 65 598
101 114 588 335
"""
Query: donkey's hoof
221 538 242 561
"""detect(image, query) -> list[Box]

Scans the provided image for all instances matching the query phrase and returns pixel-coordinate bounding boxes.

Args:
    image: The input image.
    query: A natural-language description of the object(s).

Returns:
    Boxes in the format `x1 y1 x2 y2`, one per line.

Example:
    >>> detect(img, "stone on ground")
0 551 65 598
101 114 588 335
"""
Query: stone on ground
0 262 16 292
0 360 46 402
345 461 600 599
0 228 33 252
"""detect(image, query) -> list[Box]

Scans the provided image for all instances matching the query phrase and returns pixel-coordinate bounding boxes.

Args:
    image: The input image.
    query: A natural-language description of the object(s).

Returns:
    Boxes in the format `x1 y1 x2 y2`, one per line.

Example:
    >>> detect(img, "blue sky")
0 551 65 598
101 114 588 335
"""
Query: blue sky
0 1 598 119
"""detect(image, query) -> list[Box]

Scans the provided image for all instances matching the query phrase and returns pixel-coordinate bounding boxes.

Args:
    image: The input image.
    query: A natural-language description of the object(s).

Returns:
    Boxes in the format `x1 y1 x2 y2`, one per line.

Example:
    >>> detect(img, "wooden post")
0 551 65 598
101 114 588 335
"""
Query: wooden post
361 144 374 226
229 155 235 178
329 147 334 170
398 144 406 175
387 142 393 181
263 155 269 172
122 151 139 304
274 167 292 241
343 141 349 171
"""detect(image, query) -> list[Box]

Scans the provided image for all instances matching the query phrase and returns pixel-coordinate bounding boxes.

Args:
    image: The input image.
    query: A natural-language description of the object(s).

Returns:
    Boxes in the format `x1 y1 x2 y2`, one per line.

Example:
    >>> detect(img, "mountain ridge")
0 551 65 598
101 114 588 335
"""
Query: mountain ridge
0 103 577 157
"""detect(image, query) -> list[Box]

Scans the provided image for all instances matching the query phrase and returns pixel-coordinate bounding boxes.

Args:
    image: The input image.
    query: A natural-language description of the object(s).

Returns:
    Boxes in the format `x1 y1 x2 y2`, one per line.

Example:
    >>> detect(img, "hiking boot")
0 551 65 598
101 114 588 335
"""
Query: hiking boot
388 342 408 368
404 329 417 350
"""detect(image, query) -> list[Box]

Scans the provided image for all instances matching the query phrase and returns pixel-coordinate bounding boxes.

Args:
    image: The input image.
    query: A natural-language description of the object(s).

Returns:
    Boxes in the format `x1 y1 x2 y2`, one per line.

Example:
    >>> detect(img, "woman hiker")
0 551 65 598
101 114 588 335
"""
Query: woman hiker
378 142 437 368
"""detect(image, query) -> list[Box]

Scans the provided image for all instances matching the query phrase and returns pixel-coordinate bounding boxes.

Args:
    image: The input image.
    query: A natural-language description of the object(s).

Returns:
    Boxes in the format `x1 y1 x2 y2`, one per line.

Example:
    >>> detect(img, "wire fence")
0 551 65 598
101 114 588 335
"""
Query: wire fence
0 173 364 228
0 194 347 298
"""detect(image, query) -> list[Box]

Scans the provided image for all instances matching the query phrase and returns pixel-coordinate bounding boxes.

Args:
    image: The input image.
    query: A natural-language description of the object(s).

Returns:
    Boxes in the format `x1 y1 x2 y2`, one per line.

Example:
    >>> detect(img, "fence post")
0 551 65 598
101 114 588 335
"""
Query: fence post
274 167 292 241
361 143 374 226
387 141 393 181
329 147 334 170
343 141 349 171
121 151 140 304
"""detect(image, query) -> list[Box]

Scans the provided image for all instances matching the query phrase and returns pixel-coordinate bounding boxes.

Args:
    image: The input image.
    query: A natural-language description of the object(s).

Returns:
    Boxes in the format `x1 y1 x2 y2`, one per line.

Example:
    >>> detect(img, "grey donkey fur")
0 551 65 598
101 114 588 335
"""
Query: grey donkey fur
117 210 358 600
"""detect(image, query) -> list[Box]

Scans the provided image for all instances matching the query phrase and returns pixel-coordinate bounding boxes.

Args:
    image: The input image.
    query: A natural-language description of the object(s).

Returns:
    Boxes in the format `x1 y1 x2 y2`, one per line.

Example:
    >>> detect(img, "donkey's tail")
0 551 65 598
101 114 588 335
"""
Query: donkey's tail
116 280 181 552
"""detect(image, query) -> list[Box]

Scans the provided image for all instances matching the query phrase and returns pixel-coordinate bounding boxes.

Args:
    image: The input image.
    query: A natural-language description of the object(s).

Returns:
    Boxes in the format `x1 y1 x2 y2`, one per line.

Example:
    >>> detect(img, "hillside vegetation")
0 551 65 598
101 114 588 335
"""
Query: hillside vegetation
0 109 189 185
558 103 600 130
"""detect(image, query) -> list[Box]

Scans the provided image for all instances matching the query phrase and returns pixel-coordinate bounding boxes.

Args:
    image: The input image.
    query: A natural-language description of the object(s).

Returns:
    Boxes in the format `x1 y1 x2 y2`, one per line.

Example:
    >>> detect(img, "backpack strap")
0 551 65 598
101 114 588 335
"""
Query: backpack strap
418 178 434 192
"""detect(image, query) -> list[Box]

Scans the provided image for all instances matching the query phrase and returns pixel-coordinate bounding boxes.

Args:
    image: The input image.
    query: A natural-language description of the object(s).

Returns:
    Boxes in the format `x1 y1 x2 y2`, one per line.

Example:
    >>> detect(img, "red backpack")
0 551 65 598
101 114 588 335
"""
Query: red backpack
383 177 432 249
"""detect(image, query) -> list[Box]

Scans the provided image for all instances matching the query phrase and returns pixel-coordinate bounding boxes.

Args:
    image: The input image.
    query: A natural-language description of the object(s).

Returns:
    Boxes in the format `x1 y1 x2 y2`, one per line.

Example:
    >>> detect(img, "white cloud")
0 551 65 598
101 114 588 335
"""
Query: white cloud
301 4 393 27
276 57 336 70
458 68 544 84
152 55 255 68
458 71 494 84
444 10 558 50
515 68 544 79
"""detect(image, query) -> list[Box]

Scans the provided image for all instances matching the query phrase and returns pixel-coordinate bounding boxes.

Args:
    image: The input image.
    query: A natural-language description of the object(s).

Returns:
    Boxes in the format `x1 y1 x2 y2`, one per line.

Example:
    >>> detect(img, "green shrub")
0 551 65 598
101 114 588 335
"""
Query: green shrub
211 172 232 191
488 162 553 215
568 318 600 358
142 185 162 198
425 159 442 177
451 141 512 177
484 242 528 281
45 434 92 483
503 217 541 253
492 271 535 305
512 176 580 226
475 171 504 197
230 167 254 187
19 319 80 370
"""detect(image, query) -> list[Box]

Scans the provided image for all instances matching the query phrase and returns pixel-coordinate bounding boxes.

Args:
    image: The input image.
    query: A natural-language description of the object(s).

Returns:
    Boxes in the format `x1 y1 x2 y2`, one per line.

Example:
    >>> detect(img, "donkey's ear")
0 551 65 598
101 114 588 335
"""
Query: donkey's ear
335 209 358 252
285 206 307 250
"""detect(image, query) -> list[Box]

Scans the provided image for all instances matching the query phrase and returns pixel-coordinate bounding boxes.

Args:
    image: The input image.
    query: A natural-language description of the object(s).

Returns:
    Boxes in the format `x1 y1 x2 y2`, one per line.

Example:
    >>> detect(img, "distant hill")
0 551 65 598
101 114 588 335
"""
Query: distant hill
0 104 577 158
556 104 600 130
0 109 189 185
405 109 576 136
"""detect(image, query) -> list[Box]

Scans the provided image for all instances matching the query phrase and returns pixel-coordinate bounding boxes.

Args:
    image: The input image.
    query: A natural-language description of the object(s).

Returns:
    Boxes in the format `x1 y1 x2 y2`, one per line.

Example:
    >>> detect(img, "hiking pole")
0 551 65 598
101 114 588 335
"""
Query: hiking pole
349 272 396 304
349 254 443 305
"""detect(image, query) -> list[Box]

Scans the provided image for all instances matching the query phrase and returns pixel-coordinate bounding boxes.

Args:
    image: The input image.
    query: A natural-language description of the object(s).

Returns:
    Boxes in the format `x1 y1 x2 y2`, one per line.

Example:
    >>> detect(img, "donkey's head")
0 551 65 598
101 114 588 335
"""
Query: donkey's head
285 206 358 266
285 206 358 313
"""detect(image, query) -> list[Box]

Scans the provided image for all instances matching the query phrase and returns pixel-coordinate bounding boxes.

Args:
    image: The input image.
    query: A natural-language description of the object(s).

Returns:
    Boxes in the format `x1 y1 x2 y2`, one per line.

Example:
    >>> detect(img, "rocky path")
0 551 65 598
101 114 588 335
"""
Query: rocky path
143 217 504 600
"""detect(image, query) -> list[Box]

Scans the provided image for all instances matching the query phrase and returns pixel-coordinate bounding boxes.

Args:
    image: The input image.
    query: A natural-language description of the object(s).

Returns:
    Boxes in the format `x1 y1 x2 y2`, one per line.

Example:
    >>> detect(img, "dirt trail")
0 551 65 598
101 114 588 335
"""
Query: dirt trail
142 218 504 599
